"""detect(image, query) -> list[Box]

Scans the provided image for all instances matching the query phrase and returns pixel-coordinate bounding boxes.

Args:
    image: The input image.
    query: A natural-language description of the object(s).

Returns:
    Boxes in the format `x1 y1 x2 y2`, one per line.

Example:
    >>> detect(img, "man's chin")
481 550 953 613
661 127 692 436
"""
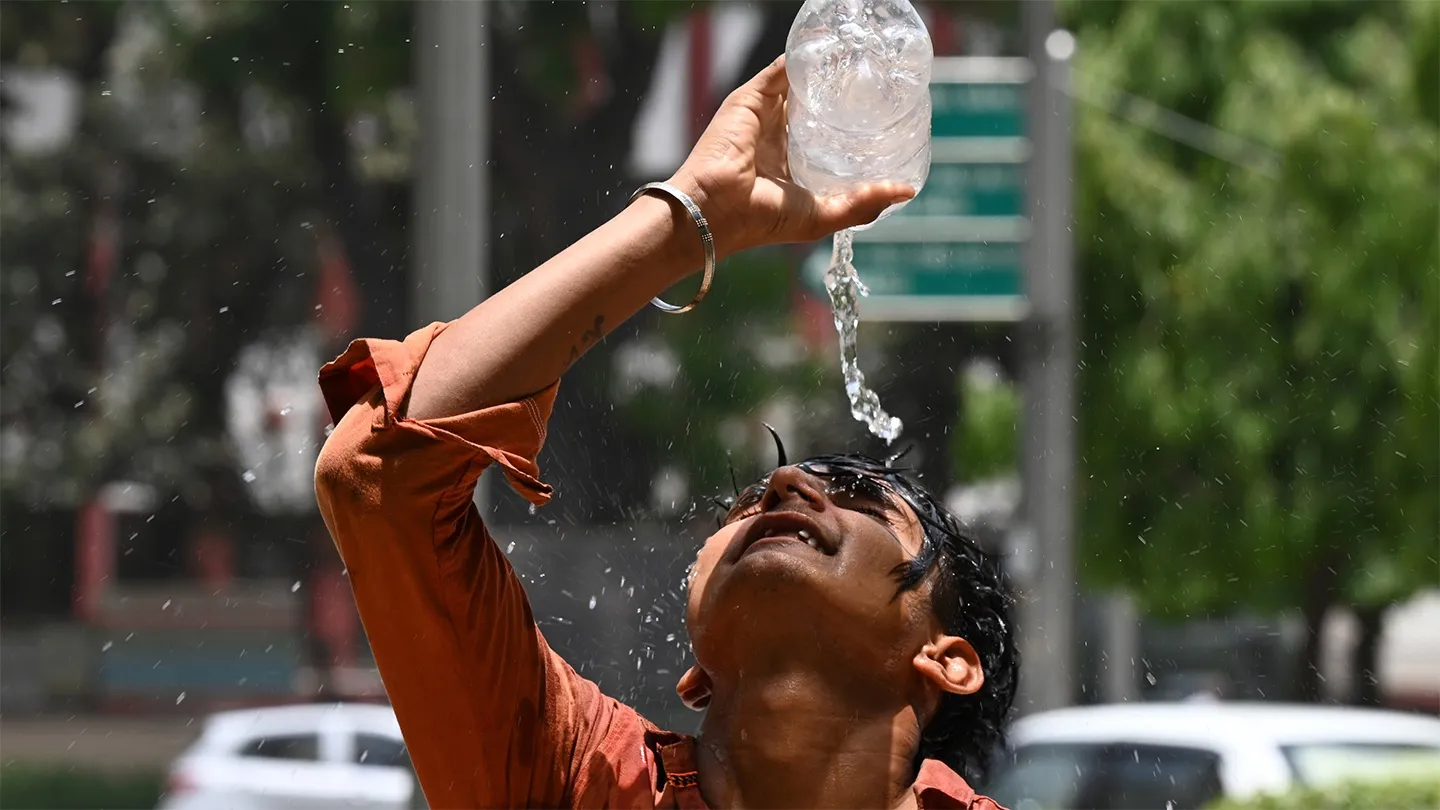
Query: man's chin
696 564 834 635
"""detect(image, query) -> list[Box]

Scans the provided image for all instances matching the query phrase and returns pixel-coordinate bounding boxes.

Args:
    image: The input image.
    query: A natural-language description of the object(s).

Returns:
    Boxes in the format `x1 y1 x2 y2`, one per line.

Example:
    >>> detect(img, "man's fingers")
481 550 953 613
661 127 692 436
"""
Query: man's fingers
816 183 917 234
746 55 789 99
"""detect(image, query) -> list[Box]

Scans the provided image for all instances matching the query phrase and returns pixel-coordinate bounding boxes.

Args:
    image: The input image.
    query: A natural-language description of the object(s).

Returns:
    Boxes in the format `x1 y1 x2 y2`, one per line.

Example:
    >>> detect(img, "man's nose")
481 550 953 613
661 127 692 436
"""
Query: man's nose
759 465 828 512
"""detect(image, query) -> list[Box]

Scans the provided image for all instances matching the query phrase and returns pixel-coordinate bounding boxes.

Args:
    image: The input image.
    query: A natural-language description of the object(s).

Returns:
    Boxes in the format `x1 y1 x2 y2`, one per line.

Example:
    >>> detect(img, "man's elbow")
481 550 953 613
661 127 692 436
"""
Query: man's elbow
314 399 384 528
315 434 355 513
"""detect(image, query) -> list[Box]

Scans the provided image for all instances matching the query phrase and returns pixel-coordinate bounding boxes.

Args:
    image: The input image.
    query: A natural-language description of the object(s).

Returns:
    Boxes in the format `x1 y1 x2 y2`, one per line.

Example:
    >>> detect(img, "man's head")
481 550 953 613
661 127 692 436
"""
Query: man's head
679 449 1019 782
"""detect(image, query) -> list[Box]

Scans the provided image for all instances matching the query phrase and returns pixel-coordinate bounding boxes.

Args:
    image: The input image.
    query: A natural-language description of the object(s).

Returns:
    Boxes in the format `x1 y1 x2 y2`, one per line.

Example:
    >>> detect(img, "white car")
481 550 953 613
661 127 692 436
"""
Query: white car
159 703 425 810
985 702 1440 810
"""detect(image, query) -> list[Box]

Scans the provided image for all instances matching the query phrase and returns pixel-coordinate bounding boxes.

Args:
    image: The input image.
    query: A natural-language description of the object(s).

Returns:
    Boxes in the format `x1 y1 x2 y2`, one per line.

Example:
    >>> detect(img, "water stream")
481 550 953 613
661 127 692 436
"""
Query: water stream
824 229 903 443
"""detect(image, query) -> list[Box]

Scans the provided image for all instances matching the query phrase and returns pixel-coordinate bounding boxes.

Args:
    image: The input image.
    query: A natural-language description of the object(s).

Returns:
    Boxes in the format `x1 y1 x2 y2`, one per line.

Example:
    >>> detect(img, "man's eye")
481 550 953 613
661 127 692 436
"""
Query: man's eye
852 504 889 520
724 486 765 522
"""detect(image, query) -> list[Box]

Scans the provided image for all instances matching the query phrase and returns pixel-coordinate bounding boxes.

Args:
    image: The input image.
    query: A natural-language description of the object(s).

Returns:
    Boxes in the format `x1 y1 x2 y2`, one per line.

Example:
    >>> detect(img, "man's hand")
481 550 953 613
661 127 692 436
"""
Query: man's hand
669 56 916 259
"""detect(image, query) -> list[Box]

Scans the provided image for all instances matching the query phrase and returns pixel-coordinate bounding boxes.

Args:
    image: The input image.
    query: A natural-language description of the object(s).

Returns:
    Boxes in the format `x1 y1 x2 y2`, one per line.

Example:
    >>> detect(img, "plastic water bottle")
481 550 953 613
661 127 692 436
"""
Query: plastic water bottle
784 0 933 443
786 0 933 226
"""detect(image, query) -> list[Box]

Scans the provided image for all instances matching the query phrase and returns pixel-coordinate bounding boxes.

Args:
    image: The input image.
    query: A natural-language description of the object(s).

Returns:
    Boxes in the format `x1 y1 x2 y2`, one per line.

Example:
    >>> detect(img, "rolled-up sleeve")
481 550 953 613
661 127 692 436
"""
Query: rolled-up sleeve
314 322 616 809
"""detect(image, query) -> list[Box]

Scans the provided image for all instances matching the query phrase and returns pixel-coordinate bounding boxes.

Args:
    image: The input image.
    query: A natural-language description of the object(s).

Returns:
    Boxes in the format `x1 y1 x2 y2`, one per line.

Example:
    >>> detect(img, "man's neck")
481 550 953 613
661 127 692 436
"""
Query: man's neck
694 672 922 810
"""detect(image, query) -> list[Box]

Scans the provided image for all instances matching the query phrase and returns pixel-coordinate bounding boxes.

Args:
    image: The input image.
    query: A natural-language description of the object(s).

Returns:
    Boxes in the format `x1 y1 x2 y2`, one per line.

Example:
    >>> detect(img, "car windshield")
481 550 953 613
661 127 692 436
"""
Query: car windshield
1283 743 1440 787
985 742 1224 810
986 743 1096 810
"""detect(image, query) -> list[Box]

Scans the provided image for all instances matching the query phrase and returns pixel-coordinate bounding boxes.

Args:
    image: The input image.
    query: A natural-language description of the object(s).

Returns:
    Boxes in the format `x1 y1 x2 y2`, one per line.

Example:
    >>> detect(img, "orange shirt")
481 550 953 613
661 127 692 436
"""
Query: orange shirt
315 322 1002 809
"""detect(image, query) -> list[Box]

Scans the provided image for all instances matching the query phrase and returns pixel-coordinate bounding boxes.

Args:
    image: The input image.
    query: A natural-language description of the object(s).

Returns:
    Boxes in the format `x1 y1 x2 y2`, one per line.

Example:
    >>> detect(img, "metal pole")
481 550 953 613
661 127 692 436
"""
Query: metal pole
414 0 488 327
1100 592 1141 703
415 0 488 512
1017 0 1077 713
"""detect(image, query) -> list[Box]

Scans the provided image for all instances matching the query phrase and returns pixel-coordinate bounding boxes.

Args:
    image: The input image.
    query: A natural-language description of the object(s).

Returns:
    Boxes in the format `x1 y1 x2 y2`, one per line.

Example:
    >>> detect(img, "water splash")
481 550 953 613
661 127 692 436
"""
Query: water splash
824 229 902 442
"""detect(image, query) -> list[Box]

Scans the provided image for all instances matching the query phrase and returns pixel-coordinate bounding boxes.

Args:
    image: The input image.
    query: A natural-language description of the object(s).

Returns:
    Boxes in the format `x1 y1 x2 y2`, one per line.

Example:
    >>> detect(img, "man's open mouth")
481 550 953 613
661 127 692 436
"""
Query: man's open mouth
739 511 835 556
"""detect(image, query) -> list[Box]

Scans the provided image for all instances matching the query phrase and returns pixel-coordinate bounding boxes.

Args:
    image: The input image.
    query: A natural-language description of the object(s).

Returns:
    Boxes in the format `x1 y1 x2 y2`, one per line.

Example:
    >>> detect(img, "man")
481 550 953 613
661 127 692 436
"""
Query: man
316 58 1017 809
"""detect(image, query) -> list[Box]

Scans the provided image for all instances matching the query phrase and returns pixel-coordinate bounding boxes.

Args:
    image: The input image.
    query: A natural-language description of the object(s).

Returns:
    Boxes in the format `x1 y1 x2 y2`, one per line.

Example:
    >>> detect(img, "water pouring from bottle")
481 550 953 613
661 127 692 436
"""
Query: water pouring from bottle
786 0 933 442
825 230 902 441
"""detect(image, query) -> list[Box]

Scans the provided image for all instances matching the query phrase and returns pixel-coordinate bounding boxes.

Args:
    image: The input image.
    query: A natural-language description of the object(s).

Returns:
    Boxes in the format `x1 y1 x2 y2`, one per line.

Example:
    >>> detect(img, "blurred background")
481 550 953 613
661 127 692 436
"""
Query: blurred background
1 1 1436 808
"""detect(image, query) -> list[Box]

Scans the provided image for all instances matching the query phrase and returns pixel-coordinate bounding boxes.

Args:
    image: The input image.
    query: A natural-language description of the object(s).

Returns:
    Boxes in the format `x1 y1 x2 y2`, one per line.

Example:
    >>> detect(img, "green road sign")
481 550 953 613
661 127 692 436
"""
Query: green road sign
904 162 1026 218
804 241 1026 322
805 57 1032 322
932 81 1027 139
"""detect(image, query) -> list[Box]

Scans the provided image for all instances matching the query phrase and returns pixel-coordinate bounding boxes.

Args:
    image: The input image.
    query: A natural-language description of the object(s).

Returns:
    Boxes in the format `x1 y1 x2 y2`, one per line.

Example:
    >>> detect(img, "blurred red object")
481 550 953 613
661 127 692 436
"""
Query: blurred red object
314 228 360 343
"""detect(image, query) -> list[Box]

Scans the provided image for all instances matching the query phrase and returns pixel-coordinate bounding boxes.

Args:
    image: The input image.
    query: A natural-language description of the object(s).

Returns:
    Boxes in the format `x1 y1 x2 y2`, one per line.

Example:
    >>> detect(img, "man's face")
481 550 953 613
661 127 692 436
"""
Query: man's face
684 462 937 695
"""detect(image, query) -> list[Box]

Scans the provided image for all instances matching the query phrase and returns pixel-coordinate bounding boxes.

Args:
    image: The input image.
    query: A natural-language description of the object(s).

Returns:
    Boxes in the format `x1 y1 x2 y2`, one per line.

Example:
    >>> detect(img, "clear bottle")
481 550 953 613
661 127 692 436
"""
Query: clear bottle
786 0 933 226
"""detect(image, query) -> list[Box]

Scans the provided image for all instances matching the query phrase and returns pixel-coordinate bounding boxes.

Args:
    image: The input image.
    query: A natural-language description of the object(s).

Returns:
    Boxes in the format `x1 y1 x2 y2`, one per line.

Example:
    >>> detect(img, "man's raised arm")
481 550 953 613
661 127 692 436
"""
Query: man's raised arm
404 57 907 422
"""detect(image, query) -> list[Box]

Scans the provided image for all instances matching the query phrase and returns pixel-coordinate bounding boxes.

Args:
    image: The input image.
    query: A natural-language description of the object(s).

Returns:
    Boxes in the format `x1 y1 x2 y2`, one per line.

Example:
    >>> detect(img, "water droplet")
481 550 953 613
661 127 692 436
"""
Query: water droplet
101 641 114 651
161 599 172 610
218 306 229 313
241 470 257 483
291 581 301 592
588 596 597 610
279 406 293 416
528 503 538 515
505 542 515 554
100 89 112 97
176 692 186 705
231 56 239 62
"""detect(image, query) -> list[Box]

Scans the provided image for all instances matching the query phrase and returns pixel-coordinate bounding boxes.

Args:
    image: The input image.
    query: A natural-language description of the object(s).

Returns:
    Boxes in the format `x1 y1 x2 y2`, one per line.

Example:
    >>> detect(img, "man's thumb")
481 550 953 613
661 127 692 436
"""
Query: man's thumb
820 183 916 233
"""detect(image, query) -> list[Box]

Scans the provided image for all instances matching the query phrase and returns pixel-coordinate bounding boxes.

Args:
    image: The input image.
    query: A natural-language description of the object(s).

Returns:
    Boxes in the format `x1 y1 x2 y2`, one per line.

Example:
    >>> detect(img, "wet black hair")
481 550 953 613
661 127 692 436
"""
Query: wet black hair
714 430 1019 785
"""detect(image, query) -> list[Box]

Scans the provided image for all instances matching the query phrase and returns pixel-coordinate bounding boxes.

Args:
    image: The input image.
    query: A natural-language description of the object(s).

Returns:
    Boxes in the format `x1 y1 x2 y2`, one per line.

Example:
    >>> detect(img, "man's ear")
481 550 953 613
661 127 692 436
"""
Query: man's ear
676 665 713 710
912 635 984 696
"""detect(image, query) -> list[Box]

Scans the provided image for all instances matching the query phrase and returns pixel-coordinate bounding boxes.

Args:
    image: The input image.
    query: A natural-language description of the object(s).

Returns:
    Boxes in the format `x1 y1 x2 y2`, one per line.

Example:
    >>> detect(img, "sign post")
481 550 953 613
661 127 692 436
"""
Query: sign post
1015 12 1079 714
803 56 1035 322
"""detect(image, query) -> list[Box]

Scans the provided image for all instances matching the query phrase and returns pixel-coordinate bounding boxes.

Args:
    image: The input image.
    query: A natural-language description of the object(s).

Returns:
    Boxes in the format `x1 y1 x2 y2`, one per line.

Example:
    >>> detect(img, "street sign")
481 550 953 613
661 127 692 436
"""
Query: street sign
904 163 1027 218
931 58 1030 138
804 241 1026 322
804 57 1032 322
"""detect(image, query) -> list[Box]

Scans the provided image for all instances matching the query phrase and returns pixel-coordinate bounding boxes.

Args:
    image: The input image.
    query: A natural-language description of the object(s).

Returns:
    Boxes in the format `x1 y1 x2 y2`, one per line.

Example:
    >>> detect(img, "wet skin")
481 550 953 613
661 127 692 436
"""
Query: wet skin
689 463 924 681
676 463 985 809
682 464 952 705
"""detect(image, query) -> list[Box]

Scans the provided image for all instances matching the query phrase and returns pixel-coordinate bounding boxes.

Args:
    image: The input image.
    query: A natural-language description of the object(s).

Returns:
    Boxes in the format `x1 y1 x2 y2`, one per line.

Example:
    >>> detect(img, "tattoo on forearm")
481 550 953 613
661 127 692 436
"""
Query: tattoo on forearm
567 314 606 363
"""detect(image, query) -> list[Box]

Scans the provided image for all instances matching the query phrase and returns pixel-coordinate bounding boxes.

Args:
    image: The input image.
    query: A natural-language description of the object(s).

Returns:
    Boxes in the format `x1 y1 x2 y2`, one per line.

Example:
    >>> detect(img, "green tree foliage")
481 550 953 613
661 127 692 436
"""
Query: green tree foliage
1209 777 1440 810
1063 0 1438 694
0 763 162 810
1 2 376 510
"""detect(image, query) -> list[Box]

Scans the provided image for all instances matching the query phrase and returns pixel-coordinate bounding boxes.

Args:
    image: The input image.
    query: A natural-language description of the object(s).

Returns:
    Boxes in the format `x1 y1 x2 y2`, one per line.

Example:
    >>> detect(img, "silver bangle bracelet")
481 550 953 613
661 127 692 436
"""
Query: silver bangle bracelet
631 182 716 314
